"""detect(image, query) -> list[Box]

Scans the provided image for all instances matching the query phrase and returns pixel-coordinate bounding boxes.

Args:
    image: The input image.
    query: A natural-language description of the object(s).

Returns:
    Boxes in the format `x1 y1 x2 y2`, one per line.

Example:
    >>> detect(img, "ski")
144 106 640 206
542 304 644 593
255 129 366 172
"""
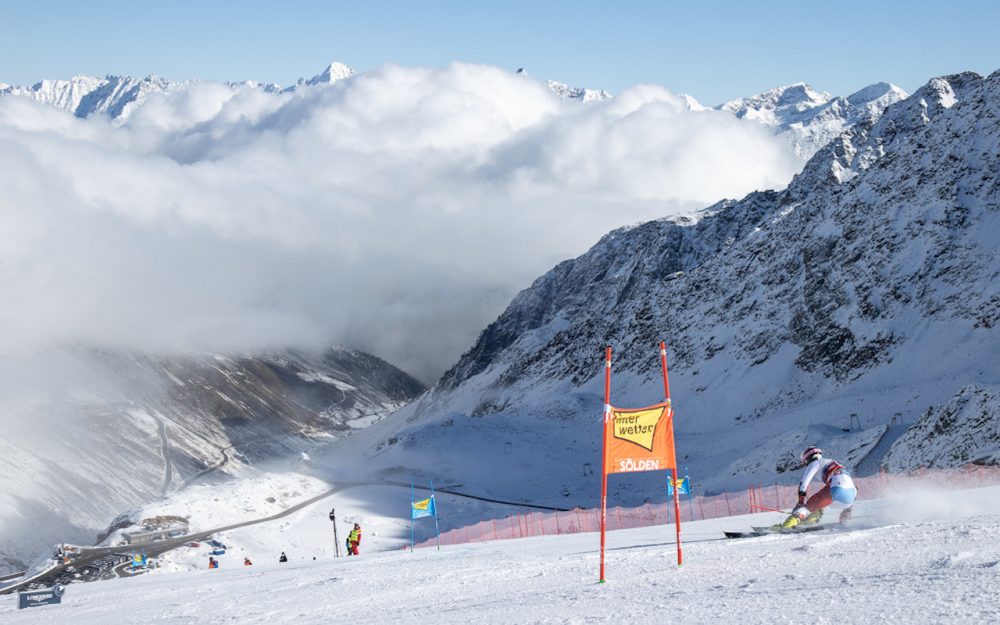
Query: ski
724 524 835 539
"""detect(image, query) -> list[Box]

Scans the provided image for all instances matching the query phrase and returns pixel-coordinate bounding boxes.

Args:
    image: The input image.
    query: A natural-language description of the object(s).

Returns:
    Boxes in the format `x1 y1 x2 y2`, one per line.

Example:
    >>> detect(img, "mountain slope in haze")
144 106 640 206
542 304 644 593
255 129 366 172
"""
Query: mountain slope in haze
0 346 424 574
320 69 999 510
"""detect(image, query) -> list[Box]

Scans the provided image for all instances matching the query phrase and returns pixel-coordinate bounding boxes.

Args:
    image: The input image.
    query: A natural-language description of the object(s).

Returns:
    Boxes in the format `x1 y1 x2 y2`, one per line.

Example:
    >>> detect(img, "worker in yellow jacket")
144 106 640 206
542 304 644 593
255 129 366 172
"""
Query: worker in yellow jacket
347 523 361 556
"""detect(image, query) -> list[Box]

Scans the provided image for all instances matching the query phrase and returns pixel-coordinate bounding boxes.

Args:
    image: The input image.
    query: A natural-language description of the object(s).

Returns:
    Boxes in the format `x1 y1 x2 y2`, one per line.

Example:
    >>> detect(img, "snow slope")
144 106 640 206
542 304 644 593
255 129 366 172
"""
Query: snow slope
3 486 1000 624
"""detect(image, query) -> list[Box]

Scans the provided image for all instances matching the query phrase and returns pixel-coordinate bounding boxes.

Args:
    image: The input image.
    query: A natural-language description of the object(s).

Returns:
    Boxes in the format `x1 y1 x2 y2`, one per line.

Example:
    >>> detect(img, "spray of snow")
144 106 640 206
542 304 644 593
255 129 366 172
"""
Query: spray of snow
875 484 1000 525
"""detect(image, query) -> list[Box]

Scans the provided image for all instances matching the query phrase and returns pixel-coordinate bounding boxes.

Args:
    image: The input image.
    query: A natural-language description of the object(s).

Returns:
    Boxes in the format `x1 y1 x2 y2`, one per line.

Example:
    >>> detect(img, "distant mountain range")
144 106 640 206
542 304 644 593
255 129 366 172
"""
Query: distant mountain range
325 69 999 510
0 61 354 120
2 61 906 160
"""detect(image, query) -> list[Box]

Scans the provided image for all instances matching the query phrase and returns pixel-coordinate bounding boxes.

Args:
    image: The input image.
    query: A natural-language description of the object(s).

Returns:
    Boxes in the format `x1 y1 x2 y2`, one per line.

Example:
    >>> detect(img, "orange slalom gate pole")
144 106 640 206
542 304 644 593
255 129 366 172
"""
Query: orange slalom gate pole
599 346 612 583
659 341 672 403
660 341 682 567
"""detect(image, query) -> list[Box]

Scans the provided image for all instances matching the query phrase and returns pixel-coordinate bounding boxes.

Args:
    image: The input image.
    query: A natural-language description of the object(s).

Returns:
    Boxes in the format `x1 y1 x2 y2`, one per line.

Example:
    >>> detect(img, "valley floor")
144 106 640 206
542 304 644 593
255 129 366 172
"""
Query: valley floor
3 486 999 624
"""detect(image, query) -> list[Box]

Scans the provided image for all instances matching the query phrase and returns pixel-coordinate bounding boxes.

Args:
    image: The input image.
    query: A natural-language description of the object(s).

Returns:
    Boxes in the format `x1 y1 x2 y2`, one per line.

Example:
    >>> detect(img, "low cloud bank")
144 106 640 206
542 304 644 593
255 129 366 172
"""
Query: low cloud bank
0 63 801 382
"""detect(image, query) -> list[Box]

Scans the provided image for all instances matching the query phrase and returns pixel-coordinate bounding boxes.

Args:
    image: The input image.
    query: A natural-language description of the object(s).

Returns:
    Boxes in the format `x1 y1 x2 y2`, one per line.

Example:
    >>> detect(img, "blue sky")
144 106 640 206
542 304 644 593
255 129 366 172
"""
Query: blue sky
1 0 998 104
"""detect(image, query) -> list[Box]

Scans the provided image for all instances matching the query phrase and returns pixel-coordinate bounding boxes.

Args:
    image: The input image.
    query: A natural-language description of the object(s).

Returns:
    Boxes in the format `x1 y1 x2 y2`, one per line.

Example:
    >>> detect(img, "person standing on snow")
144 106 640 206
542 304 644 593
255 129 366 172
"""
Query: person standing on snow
781 446 857 529
208 556 218 569
279 551 288 563
347 523 361 556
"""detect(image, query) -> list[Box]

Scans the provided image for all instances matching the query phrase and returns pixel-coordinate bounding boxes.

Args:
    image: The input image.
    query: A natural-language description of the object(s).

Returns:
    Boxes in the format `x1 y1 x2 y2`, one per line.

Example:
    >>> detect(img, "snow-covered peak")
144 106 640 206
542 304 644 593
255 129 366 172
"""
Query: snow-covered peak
545 79 612 102
303 61 356 86
2 74 104 113
717 80 909 158
846 81 907 106
719 82 832 122
800 72 979 185
679 93 707 111
227 79 284 93
0 73 174 120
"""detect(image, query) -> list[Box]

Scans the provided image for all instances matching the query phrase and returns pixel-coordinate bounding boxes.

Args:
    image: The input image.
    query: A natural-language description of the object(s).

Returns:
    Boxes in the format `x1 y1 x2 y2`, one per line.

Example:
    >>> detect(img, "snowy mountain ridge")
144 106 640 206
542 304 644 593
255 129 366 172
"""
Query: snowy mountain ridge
544 79 612 102
0 62 354 120
321 69 999 510
718 81 909 158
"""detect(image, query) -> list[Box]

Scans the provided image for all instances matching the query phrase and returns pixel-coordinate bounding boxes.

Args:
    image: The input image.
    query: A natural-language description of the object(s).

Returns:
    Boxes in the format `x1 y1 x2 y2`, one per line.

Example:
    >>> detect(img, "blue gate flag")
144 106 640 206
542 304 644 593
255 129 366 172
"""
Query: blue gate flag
412 495 437 519
667 475 690 496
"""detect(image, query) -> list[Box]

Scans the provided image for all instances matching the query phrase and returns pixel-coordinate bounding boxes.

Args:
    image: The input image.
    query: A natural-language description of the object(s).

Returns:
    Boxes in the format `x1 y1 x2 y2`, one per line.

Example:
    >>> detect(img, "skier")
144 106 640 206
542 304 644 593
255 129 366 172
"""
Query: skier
279 551 288 563
243 557 252 566
781 446 857 529
347 523 362 556
208 556 218 569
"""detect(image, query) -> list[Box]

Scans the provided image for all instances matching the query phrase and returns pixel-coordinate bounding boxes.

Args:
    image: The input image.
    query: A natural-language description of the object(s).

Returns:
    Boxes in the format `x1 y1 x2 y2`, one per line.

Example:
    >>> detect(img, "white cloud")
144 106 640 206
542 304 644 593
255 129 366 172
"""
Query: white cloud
0 62 802 382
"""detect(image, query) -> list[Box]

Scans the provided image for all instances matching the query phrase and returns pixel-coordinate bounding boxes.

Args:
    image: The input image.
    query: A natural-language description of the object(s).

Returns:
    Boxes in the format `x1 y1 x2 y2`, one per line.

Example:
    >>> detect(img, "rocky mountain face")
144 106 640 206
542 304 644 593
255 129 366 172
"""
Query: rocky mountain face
718 81 909 158
882 385 1000 471
0 346 423 574
335 70 999 508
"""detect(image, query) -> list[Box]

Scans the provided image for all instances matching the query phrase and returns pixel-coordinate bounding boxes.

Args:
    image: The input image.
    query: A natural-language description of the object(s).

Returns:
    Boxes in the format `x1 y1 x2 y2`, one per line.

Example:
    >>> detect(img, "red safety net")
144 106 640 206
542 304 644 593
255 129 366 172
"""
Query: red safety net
411 465 1000 549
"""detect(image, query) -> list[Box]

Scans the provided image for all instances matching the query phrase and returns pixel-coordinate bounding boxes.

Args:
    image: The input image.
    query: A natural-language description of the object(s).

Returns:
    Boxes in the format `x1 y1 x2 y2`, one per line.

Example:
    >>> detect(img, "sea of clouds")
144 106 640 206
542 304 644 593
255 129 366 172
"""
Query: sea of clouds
0 62 802 382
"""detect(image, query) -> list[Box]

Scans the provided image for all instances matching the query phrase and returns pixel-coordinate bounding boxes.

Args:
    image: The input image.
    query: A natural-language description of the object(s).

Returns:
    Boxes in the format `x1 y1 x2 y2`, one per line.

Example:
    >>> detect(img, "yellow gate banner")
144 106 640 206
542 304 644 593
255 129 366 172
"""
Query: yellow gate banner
604 402 676 474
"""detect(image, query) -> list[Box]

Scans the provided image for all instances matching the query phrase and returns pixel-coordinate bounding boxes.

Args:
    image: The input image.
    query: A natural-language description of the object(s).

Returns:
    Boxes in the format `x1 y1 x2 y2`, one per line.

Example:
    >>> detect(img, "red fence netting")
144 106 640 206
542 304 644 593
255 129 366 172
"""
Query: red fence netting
412 465 1000 549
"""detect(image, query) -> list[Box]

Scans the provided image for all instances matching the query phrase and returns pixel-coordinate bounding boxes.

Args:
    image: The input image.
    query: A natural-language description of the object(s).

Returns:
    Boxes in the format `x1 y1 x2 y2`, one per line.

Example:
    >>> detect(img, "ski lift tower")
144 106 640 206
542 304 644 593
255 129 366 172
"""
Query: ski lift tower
329 508 341 557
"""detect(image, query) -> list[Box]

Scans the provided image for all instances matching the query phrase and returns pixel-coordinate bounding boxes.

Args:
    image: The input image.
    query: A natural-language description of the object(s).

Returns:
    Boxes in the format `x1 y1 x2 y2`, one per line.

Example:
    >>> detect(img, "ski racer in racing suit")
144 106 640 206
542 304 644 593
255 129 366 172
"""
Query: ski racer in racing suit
781 446 857 529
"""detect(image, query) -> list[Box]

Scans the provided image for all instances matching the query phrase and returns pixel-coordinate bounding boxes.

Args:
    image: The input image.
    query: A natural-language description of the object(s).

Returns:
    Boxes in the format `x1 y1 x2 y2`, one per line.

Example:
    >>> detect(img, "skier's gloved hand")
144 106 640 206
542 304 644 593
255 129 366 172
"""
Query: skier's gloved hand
797 491 807 506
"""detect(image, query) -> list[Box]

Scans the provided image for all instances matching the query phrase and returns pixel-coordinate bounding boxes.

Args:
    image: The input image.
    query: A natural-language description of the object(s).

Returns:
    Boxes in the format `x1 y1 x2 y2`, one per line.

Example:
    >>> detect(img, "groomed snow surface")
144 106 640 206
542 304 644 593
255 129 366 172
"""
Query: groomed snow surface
4 484 1000 624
